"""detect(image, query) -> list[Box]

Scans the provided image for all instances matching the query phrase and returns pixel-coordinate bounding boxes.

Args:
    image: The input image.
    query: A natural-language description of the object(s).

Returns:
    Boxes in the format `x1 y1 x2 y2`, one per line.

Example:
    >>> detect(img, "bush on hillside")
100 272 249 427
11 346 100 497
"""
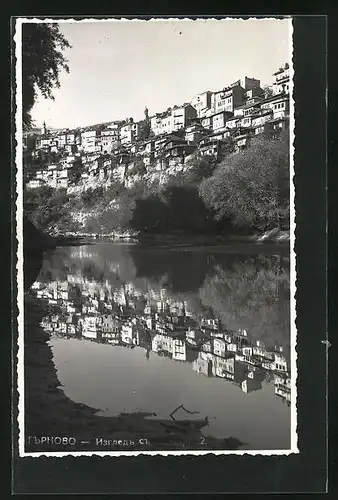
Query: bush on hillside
199 133 290 230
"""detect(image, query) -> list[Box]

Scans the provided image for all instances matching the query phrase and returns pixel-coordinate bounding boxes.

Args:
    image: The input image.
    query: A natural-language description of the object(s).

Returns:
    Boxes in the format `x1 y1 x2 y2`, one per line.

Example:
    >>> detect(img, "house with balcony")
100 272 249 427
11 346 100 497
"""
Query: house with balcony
260 93 289 116
225 116 240 129
251 109 274 135
272 63 290 95
234 100 262 119
259 94 290 137
185 123 210 143
198 135 222 158
211 110 234 134
239 115 254 128
163 138 197 167
212 83 245 114
200 111 214 131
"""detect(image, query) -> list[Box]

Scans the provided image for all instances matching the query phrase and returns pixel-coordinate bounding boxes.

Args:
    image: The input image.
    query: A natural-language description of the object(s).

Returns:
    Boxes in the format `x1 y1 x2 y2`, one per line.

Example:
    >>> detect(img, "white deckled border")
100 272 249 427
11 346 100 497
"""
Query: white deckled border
14 18 25 459
288 18 298 454
14 16 298 458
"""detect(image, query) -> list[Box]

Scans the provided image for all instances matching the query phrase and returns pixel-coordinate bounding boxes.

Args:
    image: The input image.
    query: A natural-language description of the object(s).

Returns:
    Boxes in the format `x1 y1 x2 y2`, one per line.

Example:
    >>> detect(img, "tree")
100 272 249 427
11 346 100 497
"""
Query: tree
22 23 71 129
138 107 151 141
199 134 290 230
199 255 291 355
127 159 146 177
262 84 274 99
183 153 218 184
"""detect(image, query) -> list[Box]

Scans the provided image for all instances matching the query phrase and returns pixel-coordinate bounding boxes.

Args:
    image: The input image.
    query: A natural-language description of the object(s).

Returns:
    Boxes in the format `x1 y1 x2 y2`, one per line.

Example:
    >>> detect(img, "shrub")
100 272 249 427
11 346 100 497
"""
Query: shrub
199 134 289 230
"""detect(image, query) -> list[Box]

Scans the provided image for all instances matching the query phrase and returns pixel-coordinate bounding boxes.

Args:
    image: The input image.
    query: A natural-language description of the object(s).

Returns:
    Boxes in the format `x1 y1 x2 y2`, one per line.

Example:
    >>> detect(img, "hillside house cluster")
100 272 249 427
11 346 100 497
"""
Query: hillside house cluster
32 265 291 405
25 64 290 191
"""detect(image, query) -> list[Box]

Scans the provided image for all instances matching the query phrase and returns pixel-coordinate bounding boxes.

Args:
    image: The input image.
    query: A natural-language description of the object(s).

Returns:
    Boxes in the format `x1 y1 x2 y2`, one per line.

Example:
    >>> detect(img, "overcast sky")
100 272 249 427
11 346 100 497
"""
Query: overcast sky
29 18 291 130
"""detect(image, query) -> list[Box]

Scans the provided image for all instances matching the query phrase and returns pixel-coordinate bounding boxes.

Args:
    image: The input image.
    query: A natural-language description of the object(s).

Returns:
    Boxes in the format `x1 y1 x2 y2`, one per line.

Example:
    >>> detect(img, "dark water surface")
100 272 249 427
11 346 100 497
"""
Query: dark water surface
31 242 292 450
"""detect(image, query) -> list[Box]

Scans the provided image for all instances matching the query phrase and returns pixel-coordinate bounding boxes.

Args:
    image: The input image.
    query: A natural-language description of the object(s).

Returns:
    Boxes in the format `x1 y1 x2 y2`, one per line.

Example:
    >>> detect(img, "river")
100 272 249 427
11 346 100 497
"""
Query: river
28 241 292 451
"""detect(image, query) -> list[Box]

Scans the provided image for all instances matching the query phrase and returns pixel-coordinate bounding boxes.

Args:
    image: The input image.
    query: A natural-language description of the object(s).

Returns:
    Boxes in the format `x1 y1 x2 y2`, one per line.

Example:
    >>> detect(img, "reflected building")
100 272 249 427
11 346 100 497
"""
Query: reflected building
31 248 291 404
274 374 291 404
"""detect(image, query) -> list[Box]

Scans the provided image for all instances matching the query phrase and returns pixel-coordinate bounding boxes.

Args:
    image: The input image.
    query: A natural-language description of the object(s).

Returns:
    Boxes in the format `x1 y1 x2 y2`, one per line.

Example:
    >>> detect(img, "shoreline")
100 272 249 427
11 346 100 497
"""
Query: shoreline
23 294 246 454
49 228 290 249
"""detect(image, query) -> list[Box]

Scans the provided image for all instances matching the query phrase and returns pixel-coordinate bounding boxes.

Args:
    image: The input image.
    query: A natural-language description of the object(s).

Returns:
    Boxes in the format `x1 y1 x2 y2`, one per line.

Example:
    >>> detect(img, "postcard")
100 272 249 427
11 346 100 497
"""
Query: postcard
14 16 297 458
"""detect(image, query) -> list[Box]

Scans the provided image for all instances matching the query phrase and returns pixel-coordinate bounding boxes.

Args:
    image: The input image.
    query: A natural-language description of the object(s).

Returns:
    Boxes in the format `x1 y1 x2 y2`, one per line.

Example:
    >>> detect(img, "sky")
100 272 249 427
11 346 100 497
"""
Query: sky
29 18 291 130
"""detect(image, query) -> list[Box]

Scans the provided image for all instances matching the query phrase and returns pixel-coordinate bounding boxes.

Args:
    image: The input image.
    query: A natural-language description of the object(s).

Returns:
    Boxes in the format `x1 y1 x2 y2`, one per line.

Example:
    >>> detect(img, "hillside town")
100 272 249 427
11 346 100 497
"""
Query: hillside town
31 259 291 407
24 63 290 192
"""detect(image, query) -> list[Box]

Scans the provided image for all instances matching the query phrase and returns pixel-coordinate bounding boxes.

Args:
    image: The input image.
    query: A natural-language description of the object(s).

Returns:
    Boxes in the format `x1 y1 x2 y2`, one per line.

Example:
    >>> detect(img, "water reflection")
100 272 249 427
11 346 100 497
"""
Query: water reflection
31 242 291 449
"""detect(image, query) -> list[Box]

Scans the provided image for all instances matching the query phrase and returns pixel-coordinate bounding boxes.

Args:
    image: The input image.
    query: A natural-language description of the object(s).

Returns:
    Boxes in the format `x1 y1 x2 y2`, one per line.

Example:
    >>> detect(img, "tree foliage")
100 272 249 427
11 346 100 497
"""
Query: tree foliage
262 84 274 98
138 120 151 141
22 23 71 129
199 133 290 230
199 255 290 355
24 187 71 229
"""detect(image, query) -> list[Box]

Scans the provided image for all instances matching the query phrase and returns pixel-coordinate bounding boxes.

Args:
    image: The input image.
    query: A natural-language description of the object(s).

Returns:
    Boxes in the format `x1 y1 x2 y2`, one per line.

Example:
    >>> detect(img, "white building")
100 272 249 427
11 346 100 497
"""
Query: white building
82 316 99 339
120 120 140 145
272 64 290 95
150 104 197 136
190 91 212 118
81 130 98 153
172 339 186 361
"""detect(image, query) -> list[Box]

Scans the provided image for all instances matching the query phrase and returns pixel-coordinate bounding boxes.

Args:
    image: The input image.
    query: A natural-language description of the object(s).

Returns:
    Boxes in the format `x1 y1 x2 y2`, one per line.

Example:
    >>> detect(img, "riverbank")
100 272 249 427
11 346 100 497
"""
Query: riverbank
23 293 245 453
49 227 290 247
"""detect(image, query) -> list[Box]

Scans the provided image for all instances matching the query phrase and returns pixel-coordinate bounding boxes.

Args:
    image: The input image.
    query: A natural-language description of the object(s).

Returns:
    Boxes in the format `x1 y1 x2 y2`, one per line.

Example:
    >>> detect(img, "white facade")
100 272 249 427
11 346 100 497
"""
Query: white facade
273 66 290 95
190 91 212 117
172 339 186 361
81 130 97 153
120 122 139 145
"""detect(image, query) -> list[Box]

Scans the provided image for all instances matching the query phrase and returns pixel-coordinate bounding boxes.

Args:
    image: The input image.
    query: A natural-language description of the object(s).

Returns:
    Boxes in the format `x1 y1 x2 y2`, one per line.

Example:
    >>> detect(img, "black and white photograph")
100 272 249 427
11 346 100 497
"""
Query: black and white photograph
15 17 296 457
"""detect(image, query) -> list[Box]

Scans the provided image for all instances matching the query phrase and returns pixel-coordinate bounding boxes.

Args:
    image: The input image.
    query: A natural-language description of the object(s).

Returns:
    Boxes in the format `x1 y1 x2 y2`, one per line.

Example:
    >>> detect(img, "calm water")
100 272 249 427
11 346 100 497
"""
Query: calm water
31 241 292 450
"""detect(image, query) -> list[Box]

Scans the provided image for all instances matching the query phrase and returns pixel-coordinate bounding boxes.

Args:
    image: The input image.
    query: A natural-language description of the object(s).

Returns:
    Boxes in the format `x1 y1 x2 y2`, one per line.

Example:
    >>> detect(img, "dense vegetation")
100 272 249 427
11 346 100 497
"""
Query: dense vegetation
199 131 290 230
